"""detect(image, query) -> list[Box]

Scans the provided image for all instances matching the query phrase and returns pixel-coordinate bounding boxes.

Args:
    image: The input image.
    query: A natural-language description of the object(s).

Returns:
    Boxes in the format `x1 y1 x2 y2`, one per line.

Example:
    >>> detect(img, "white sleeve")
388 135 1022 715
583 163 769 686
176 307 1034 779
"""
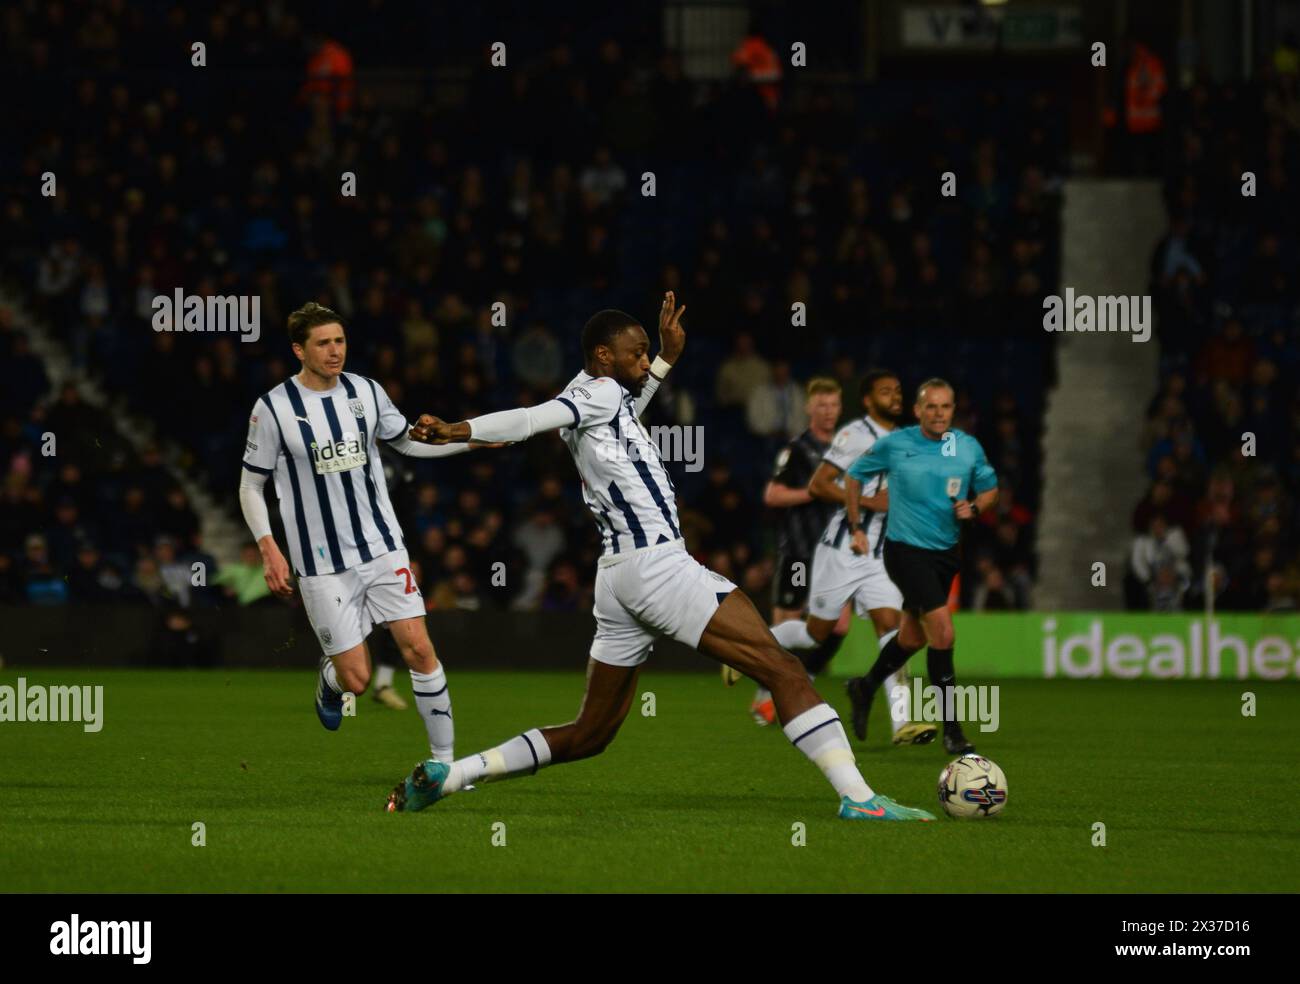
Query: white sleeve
385 434 473 458
467 400 578 443
633 373 662 418
822 425 863 472
238 468 273 541
372 380 409 440
242 403 280 475
553 376 624 430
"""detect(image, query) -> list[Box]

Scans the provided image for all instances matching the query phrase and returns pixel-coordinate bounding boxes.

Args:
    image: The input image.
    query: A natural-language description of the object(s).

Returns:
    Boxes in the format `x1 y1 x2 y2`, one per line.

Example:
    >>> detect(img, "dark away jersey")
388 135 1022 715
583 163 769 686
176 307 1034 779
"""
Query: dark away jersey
771 430 833 557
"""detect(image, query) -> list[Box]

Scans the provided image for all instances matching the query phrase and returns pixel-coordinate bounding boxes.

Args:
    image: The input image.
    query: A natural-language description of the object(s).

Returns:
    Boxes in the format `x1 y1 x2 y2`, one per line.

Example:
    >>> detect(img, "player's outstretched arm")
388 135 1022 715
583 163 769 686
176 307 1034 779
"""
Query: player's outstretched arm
409 402 576 445
385 431 478 458
370 380 484 457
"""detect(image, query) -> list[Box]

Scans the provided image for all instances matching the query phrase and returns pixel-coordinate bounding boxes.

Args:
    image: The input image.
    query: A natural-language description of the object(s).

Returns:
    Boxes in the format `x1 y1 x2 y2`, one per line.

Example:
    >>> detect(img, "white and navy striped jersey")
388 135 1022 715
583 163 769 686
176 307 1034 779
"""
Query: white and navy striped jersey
554 370 683 557
820 416 891 558
242 373 407 577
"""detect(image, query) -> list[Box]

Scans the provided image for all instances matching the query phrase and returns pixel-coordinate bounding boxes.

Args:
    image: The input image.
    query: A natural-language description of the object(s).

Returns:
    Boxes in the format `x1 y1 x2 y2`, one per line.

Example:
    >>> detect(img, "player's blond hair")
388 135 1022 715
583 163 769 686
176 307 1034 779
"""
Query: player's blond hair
806 377 841 398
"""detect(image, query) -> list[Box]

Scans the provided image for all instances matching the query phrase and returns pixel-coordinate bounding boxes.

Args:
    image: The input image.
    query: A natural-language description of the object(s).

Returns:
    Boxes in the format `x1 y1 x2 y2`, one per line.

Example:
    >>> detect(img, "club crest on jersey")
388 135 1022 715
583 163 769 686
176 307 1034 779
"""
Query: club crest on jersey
311 434 367 475
946 477 962 497
348 399 365 419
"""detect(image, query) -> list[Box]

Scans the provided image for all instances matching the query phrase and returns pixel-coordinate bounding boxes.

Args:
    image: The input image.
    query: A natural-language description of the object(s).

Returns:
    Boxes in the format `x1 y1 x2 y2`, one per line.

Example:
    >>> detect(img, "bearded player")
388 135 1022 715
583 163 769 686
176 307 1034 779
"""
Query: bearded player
386 293 935 821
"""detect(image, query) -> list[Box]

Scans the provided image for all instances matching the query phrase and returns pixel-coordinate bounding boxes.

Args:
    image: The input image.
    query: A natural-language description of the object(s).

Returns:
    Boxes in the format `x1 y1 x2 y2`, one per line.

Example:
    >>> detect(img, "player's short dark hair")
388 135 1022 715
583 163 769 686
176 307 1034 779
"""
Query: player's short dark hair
581 309 641 362
916 377 954 403
859 368 899 403
288 302 344 348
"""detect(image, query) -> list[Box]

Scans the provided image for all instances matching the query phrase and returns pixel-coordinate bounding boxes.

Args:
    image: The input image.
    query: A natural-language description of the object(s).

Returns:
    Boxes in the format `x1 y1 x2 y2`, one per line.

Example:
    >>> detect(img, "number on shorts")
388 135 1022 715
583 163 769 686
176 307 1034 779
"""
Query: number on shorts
395 567 415 594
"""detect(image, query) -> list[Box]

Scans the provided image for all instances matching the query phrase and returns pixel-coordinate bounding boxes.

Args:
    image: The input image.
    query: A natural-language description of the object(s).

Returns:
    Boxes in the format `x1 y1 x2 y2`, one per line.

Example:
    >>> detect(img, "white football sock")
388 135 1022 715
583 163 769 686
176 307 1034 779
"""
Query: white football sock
374 663 395 690
879 629 910 734
782 703 873 802
886 671 909 734
444 728 551 795
410 666 454 760
771 619 817 651
321 658 342 695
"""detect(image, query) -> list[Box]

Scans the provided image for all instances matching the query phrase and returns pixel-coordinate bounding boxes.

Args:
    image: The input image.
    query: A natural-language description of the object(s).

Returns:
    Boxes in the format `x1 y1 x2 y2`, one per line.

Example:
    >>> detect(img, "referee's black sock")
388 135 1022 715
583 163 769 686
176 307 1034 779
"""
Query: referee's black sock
926 647 962 736
863 635 918 688
799 632 845 677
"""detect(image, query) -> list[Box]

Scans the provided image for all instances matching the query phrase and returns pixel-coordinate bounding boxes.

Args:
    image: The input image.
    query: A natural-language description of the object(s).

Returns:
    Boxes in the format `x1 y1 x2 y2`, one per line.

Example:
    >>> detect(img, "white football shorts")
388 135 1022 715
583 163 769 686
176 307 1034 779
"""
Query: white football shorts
590 539 738 667
807 539 903 622
298 548 425 656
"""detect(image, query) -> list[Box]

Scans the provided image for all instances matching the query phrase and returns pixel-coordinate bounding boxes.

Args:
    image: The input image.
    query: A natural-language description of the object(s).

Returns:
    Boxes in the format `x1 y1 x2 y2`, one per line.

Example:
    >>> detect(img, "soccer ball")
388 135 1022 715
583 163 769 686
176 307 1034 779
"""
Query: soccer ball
937 754 1008 818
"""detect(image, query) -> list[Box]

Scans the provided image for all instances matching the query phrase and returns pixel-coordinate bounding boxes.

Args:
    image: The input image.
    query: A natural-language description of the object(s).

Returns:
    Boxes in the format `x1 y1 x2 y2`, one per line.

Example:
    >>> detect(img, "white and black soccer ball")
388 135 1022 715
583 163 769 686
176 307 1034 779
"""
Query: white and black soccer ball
937 754 1007 818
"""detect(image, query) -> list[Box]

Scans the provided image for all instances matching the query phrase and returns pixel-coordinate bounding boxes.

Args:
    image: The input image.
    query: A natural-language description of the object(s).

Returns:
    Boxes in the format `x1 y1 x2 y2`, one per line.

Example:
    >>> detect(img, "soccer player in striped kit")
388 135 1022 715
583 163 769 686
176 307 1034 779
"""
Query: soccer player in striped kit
239 302 485 764
386 293 935 822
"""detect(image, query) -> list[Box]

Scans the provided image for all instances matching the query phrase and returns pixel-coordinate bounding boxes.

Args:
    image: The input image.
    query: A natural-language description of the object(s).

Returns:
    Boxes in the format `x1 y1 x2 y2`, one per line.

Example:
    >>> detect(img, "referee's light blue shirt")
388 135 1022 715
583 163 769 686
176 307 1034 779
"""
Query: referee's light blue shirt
846 426 998 551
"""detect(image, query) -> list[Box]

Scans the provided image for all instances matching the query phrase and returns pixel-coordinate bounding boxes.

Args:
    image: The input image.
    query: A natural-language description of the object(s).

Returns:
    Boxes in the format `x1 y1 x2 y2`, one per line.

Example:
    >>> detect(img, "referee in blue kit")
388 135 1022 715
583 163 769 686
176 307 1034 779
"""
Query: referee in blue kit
840 378 999 753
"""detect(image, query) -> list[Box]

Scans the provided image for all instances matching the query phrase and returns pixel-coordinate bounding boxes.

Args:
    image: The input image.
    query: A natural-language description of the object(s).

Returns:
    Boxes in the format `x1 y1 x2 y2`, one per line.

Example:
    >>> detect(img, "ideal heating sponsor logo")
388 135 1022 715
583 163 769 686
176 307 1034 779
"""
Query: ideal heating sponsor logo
1042 618 1300 679
50 914 151 964
310 433 367 475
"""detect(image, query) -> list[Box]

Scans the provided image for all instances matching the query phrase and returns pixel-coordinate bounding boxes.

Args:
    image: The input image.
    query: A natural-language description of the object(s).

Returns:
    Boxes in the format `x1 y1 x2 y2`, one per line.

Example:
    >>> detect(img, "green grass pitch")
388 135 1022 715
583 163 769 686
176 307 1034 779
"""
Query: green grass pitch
1 668 1296 892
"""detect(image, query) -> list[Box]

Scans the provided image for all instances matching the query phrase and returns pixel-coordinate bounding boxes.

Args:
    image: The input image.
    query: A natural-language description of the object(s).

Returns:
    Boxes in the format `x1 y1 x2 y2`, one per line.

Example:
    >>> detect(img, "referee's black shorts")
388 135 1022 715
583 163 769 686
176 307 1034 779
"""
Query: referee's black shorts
771 552 810 610
883 539 959 614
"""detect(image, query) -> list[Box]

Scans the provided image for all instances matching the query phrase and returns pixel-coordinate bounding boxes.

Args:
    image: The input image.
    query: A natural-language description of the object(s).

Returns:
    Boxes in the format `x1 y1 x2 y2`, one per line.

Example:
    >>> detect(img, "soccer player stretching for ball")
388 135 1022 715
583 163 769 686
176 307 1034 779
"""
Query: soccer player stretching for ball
240 302 483 763
841 378 998 754
387 293 935 821
767 369 935 746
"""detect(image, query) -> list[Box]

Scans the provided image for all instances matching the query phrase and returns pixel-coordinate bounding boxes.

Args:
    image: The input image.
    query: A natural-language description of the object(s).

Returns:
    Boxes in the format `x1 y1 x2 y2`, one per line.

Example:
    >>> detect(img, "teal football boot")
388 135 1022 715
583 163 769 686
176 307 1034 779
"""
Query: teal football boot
839 793 936 821
386 759 450 813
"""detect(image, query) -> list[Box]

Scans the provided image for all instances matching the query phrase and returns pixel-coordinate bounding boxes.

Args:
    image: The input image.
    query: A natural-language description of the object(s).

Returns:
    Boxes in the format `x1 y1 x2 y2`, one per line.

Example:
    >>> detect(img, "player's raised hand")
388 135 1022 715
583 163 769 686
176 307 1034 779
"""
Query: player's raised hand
657 290 686 365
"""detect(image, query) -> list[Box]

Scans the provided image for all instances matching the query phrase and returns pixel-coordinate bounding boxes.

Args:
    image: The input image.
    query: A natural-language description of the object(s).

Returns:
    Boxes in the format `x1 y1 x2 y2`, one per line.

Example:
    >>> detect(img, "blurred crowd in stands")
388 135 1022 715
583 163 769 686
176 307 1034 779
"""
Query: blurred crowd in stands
1 0 1064 634
1131 62 1300 612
